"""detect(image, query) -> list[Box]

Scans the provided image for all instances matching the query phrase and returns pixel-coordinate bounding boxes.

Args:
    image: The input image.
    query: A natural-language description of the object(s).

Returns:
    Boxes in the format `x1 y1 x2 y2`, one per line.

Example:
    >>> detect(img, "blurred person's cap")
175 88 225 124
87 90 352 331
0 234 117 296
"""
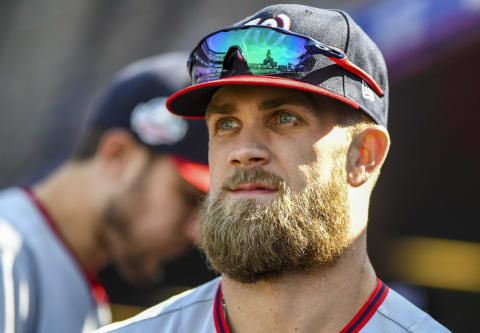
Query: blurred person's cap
90 52 209 192
167 4 389 128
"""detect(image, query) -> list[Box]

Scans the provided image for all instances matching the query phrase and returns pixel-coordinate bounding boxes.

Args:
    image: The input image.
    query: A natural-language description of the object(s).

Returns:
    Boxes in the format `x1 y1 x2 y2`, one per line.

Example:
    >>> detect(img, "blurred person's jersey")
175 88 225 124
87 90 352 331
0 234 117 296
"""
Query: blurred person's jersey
0 187 110 332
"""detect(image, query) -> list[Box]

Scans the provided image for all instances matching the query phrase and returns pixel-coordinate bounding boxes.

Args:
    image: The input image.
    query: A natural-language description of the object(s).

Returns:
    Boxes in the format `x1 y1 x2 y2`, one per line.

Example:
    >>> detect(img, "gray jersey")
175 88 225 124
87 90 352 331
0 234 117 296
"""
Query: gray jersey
95 276 450 333
0 187 111 333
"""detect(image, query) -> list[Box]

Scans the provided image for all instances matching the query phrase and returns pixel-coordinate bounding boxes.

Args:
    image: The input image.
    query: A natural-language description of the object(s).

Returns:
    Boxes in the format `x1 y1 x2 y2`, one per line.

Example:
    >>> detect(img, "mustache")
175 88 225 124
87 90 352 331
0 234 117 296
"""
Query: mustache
221 167 287 192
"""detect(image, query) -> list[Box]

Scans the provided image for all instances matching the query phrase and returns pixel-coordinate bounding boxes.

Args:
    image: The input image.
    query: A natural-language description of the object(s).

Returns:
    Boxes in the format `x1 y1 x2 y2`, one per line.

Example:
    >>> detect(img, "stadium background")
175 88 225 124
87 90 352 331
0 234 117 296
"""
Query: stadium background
0 0 478 331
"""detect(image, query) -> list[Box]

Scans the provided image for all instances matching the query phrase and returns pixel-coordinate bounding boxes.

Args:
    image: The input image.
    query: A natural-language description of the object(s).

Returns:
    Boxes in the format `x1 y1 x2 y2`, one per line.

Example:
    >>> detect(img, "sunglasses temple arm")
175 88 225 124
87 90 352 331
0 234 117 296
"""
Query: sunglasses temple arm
330 57 384 97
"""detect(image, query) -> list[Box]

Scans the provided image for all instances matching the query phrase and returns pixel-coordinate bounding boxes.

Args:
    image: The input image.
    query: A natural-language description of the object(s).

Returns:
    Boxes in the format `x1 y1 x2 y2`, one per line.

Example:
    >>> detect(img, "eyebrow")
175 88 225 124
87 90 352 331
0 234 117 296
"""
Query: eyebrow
206 94 316 120
205 103 235 120
259 95 315 111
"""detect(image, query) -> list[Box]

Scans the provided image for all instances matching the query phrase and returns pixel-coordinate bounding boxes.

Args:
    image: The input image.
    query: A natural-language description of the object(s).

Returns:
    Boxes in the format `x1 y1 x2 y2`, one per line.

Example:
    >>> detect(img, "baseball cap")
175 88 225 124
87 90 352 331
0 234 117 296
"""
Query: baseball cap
167 4 389 128
89 52 209 192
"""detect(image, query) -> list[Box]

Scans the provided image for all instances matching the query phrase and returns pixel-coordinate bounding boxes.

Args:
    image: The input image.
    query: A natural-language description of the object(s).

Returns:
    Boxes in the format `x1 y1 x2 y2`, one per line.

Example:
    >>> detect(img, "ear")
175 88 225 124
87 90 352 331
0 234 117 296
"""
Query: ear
95 129 143 180
347 126 390 187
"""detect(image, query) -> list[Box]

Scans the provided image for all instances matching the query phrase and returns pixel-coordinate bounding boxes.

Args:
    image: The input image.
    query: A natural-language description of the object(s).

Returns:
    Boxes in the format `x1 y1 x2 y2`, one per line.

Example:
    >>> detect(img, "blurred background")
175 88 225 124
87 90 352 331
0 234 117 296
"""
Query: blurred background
0 0 479 331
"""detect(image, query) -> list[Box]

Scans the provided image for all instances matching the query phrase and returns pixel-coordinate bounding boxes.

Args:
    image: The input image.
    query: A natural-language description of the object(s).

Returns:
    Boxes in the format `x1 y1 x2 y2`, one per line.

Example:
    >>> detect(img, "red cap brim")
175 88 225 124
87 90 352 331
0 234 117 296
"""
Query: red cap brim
166 75 359 118
171 155 209 193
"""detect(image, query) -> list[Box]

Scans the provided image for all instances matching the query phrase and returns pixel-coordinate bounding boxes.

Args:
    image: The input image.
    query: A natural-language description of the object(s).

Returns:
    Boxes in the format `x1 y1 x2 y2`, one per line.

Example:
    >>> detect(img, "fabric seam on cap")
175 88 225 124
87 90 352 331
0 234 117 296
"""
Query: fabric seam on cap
333 10 351 55
331 10 350 98
333 9 353 104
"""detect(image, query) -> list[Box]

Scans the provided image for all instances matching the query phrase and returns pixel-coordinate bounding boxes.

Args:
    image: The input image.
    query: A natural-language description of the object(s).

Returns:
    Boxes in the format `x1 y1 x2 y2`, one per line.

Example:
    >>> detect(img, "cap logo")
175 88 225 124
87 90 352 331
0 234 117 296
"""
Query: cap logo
244 14 291 30
362 80 375 102
130 97 188 146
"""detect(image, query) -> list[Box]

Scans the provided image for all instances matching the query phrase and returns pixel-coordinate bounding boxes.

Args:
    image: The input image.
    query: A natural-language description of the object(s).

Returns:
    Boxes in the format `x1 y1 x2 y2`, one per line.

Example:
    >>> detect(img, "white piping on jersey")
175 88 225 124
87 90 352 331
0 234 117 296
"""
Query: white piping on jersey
94 288 195 332
82 314 100 333
97 303 113 327
82 302 111 332
18 279 29 321
0 219 23 333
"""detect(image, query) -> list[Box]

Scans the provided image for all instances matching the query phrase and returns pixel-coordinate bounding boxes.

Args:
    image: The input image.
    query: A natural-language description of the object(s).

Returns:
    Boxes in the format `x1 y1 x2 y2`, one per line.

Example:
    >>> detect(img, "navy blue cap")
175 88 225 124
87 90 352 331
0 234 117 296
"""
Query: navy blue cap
89 52 210 191
167 4 389 128
90 52 209 166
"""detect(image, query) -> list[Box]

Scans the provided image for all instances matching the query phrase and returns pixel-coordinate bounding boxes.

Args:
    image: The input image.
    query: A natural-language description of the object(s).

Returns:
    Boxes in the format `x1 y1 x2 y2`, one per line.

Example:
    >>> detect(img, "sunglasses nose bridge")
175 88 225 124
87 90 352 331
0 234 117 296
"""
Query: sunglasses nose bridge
305 41 344 60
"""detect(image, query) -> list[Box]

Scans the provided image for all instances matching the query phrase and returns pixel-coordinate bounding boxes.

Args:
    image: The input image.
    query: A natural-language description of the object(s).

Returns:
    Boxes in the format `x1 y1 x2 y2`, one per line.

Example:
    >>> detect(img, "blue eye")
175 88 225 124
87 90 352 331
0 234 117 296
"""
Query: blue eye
218 118 238 130
278 112 298 124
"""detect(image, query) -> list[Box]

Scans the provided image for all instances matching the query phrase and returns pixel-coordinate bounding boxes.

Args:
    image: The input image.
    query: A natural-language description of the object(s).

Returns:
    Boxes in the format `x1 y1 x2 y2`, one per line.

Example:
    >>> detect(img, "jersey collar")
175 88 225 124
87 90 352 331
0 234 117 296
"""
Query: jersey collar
213 278 389 333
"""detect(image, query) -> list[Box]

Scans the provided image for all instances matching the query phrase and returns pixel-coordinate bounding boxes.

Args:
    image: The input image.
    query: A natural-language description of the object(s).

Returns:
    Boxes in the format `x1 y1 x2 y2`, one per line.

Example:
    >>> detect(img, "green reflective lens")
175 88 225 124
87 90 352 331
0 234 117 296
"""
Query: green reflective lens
192 27 313 83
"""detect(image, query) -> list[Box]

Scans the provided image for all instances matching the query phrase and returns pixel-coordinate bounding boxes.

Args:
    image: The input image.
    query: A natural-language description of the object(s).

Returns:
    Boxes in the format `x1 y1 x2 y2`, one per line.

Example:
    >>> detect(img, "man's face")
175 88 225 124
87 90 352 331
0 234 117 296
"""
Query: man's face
200 86 353 283
100 156 202 283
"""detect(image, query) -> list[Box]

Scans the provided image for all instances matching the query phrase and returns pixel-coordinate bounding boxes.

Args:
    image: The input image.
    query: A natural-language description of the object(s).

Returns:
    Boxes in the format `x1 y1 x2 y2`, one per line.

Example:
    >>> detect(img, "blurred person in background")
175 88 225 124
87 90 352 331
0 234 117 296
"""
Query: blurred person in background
96 4 450 333
0 52 209 333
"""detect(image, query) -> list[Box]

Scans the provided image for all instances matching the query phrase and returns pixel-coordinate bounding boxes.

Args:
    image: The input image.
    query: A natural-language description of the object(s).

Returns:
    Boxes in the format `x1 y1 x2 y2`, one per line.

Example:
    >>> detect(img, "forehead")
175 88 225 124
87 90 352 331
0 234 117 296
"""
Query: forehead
206 85 319 116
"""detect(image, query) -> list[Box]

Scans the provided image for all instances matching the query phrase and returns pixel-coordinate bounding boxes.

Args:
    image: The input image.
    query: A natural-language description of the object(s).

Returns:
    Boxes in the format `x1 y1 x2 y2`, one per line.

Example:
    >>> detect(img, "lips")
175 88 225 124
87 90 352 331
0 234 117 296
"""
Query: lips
230 183 278 192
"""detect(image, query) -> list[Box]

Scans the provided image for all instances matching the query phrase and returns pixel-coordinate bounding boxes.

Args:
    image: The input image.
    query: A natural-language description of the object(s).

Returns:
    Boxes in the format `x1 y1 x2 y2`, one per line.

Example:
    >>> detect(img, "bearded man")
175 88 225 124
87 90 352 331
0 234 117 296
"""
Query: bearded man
96 4 450 333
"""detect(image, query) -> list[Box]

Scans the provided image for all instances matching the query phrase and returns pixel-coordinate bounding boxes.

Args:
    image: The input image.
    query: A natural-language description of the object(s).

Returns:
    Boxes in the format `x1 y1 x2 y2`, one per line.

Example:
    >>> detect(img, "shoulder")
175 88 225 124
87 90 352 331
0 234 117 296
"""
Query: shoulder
95 277 221 333
0 187 64 262
366 286 451 332
0 187 28 211
0 215 23 253
0 187 44 237
0 187 48 267
0 213 36 271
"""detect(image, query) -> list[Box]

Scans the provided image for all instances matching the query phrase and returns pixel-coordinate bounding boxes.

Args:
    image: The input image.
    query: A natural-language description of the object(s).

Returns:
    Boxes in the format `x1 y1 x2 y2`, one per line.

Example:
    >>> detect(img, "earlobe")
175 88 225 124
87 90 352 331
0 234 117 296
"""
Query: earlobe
347 126 390 187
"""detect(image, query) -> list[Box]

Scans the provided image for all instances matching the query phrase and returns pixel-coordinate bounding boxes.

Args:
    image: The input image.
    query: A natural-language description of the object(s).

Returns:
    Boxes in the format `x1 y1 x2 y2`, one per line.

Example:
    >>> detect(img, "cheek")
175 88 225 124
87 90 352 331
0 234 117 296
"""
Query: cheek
208 142 229 192
304 140 346 185
142 198 185 234
270 138 318 191
128 187 187 246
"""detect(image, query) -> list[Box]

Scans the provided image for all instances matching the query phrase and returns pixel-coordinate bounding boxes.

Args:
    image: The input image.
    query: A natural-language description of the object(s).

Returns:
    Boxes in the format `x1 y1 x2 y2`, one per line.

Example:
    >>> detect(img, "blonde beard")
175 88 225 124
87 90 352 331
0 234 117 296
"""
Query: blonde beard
199 154 351 283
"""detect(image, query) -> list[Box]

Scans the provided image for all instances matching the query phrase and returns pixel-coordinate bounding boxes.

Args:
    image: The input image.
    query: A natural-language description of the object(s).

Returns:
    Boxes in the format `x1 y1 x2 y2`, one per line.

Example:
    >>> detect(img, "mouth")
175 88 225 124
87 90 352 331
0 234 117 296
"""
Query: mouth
228 183 278 197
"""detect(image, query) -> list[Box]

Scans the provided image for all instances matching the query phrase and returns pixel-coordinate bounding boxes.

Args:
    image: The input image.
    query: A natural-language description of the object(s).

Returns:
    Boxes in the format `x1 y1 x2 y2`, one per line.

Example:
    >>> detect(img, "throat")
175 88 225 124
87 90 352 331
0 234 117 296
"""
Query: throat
219 255 377 333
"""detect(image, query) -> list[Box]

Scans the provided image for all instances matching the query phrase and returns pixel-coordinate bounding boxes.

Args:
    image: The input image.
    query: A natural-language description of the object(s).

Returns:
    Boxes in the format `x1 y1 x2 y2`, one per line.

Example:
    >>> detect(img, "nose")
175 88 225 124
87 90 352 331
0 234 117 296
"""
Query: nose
228 125 270 167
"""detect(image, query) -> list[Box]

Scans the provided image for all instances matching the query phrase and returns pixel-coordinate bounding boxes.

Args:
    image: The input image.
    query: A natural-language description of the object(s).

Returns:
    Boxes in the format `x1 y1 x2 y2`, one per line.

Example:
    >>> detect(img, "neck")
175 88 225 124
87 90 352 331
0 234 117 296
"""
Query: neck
221 235 377 333
32 162 110 274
